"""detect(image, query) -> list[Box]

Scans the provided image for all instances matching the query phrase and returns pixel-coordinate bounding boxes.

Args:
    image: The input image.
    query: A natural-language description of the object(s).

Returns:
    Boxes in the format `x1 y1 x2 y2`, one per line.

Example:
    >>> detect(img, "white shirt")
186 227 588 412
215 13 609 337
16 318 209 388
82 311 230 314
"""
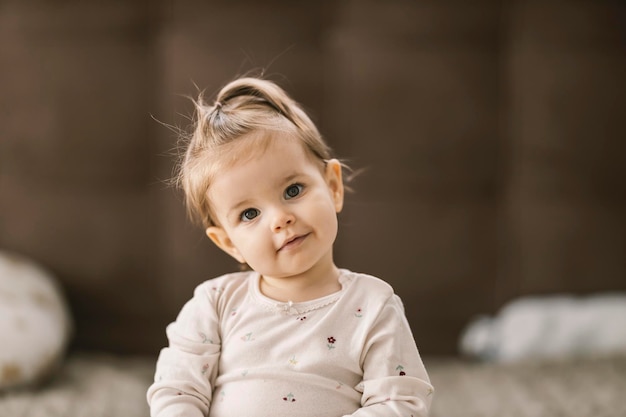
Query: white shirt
147 269 433 417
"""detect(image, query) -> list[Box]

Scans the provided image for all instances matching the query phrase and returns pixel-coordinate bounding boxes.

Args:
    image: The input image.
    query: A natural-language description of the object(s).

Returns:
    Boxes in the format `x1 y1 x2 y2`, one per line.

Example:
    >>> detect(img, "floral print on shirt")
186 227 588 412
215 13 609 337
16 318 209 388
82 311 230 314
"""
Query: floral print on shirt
327 336 336 350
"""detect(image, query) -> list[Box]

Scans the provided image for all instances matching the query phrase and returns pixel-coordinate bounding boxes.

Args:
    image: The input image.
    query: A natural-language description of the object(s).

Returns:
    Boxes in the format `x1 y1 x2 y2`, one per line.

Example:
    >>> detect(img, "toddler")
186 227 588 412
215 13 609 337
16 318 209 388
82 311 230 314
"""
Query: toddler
147 77 433 416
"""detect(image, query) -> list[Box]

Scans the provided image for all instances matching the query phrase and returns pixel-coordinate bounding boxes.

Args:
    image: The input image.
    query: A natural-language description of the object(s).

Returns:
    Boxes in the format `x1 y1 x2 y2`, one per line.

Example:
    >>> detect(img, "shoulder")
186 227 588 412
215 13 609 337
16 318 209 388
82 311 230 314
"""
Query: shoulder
172 271 254 323
340 270 410 324
195 271 251 292
341 269 396 302
191 271 254 306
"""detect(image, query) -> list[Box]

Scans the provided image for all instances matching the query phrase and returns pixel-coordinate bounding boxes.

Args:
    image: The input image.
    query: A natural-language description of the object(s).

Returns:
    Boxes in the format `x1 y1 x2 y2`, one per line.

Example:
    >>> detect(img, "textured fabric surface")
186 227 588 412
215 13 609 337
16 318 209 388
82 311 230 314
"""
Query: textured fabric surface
428 355 626 417
0 354 153 417
1 354 625 417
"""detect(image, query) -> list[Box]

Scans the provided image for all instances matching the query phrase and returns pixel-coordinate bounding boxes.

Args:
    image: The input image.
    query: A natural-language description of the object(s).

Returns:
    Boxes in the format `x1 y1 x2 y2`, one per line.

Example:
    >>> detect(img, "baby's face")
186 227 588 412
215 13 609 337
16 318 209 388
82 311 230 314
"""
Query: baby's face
206 135 344 282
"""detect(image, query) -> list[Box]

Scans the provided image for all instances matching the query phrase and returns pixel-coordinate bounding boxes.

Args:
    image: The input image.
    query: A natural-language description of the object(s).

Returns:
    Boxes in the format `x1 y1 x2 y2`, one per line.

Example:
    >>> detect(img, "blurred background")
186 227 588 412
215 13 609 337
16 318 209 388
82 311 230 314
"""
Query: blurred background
1 0 624 357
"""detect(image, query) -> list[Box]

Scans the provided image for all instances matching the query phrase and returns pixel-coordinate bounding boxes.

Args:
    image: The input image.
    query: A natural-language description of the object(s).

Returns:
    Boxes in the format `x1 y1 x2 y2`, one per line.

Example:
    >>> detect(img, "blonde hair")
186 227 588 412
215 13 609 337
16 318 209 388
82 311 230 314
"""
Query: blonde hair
177 77 333 228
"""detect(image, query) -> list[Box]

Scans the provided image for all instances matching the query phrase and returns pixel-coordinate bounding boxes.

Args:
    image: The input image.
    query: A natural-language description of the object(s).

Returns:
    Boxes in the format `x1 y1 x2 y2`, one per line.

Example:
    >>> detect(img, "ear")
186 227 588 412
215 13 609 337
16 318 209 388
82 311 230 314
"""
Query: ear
325 159 344 213
206 226 245 264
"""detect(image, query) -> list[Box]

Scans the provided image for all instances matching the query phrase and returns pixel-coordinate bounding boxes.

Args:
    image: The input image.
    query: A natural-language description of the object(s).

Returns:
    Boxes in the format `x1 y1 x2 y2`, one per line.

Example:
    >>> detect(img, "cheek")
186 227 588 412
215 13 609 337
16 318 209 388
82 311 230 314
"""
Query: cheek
308 200 339 235
230 228 268 258
224 229 247 252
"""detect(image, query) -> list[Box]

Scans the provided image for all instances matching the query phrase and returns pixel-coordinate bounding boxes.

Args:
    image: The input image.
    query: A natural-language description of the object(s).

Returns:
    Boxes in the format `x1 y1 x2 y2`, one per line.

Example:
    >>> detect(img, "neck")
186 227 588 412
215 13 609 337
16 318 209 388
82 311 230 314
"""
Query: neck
260 258 341 303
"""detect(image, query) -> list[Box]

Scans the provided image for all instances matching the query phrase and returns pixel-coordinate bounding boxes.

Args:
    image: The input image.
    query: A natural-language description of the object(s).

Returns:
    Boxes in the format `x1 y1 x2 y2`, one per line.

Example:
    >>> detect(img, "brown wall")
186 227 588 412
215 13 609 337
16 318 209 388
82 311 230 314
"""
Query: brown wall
1 0 624 355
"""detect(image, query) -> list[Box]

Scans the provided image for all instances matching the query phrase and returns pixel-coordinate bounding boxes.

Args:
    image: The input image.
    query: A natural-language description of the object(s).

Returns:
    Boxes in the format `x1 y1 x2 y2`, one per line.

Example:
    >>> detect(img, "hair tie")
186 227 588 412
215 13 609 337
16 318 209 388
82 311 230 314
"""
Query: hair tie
215 101 223 109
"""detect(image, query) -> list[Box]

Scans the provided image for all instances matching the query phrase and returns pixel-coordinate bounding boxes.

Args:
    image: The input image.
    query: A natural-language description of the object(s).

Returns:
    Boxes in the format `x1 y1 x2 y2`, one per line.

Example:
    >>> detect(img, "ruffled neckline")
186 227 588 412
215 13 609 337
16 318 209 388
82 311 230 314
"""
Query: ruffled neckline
249 269 354 316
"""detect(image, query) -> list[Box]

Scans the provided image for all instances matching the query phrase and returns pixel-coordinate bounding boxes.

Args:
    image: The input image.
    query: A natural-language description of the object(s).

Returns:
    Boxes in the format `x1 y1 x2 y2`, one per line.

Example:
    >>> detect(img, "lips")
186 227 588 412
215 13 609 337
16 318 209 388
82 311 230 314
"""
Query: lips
278 233 309 252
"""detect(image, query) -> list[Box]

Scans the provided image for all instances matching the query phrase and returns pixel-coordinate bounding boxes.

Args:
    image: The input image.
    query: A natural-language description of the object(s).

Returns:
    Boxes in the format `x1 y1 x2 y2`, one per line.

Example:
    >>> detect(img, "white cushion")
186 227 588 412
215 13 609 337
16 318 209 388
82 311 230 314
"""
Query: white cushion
460 293 626 362
0 250 72 389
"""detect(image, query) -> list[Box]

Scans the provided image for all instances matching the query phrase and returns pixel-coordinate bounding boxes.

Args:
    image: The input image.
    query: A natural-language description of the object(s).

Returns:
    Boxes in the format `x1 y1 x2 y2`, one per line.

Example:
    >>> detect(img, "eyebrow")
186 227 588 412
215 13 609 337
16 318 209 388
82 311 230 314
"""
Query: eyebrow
281 173 302 186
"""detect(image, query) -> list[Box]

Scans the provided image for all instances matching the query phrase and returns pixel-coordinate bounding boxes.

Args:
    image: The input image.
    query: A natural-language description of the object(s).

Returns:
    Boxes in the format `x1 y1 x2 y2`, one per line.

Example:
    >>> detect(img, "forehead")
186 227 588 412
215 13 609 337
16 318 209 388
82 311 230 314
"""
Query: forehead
219 130 322 173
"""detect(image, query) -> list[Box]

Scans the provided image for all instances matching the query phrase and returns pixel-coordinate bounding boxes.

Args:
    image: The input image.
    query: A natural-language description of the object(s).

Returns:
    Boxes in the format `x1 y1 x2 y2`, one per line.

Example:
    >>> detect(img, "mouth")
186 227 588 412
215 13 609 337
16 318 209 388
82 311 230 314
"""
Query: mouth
278 233 310 252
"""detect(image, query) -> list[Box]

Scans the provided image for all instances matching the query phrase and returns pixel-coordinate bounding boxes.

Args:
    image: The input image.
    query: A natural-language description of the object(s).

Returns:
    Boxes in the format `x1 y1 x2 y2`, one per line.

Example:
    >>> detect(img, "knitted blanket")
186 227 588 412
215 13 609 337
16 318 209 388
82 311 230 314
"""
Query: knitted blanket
0 354 153 417
428 355 626 417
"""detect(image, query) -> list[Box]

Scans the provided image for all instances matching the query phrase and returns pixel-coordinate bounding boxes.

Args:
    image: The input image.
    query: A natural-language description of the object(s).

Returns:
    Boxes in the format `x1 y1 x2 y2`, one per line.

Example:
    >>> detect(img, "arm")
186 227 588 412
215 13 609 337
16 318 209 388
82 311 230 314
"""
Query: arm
346 295 433 417
147 283 222 417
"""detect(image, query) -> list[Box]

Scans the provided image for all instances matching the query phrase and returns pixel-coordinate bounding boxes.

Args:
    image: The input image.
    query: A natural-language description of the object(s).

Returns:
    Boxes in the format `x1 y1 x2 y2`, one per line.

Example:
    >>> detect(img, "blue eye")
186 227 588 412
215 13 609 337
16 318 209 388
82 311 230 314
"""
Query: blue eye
240 208 260 222
284 184 303 199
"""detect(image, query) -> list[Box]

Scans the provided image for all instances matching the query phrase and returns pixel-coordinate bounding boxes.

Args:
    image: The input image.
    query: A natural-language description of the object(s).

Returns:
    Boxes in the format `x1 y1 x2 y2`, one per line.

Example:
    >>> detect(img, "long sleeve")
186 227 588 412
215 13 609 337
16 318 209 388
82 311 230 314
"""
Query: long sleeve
346 295 433 417
147 282 222 417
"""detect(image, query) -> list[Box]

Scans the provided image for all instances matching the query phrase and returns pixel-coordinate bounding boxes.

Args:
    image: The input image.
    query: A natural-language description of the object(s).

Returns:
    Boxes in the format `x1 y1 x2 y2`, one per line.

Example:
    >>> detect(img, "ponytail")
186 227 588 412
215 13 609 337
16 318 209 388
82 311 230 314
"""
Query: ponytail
215 78 294 122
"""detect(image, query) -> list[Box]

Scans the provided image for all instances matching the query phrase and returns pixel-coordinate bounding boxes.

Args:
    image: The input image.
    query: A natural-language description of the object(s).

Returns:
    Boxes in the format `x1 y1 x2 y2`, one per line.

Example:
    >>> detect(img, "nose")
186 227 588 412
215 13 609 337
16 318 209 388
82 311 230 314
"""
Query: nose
271 208 295 232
